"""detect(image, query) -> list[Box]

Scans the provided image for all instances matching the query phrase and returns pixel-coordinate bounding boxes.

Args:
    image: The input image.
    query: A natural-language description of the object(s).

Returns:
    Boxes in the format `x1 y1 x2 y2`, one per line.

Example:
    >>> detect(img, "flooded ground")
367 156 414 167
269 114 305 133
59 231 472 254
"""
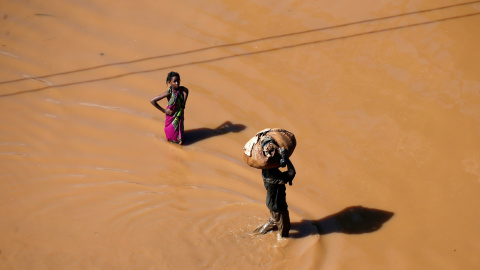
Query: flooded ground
1 0 479 269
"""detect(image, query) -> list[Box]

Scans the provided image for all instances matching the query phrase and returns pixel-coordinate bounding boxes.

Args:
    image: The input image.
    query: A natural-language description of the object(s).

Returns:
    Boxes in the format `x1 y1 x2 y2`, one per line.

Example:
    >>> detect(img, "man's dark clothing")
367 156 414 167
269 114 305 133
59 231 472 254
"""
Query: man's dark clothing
262 168 293 211
254 165 295 237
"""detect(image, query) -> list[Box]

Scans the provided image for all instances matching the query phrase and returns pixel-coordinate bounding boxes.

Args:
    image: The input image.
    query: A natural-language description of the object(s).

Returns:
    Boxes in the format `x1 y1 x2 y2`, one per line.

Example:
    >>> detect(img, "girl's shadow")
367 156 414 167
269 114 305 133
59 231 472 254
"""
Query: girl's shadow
183 121 246 146
289 205 394 238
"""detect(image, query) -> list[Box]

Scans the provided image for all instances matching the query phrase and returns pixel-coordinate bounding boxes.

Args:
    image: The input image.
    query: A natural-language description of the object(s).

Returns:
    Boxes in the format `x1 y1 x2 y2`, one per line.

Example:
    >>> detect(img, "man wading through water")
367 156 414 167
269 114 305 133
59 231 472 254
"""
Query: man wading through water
254 148 296 238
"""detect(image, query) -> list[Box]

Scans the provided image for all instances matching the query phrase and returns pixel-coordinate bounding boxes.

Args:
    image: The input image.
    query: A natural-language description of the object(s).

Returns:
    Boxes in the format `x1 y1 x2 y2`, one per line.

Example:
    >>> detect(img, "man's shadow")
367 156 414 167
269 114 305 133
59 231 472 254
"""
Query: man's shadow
289 206 394 238
183 121 246 146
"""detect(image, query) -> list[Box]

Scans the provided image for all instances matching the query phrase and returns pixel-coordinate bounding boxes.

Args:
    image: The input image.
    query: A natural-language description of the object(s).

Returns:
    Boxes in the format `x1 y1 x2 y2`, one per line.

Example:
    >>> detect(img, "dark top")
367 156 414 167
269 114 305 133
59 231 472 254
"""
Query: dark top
261 164 295 212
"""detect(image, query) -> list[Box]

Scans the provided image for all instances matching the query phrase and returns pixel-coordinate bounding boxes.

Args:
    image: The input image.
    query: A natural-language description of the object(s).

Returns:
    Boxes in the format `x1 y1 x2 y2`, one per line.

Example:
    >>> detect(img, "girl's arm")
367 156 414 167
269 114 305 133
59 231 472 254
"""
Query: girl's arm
182 87 189 108
150 90 172 115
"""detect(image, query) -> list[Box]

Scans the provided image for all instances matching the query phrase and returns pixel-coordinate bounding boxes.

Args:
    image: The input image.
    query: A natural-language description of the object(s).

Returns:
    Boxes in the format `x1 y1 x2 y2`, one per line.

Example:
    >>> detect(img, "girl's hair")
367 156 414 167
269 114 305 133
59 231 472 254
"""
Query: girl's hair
166 71 180 85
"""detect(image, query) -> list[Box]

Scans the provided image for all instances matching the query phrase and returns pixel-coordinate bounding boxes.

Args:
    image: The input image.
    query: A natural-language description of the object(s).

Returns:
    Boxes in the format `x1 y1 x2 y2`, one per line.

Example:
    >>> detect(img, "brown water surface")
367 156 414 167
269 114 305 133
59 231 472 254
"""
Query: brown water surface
1 0 480 269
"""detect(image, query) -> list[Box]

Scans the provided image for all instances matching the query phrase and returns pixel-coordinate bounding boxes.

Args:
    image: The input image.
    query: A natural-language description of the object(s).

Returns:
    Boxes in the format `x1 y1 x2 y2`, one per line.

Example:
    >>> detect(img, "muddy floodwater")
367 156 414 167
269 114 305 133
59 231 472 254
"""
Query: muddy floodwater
1 0 480 269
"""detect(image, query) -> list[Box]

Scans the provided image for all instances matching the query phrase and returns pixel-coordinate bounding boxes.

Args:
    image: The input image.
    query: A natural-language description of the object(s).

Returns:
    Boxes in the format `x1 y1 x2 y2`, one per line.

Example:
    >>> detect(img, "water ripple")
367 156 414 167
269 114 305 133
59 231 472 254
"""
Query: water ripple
79 102 151 118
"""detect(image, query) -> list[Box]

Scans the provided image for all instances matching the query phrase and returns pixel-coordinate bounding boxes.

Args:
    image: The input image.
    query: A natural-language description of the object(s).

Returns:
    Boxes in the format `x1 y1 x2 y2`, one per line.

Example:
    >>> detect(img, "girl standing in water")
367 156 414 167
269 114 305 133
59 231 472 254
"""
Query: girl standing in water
150 71 189 144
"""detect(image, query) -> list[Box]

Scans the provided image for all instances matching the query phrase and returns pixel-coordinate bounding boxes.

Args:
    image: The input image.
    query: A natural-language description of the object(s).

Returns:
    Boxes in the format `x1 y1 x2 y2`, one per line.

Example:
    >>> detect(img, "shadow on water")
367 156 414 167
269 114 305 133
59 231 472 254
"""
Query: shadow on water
182 121 246 146
289 205 394 238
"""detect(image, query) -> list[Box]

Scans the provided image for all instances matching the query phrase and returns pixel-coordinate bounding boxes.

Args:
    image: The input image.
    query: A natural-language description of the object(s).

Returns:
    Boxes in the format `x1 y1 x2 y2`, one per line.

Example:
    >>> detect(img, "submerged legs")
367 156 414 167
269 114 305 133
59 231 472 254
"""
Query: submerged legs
254 210 290 237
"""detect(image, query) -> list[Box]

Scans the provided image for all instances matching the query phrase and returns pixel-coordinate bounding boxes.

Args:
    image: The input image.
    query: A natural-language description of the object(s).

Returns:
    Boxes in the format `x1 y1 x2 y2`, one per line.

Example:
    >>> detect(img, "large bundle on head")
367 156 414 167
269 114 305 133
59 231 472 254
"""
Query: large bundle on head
243 128 296 169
